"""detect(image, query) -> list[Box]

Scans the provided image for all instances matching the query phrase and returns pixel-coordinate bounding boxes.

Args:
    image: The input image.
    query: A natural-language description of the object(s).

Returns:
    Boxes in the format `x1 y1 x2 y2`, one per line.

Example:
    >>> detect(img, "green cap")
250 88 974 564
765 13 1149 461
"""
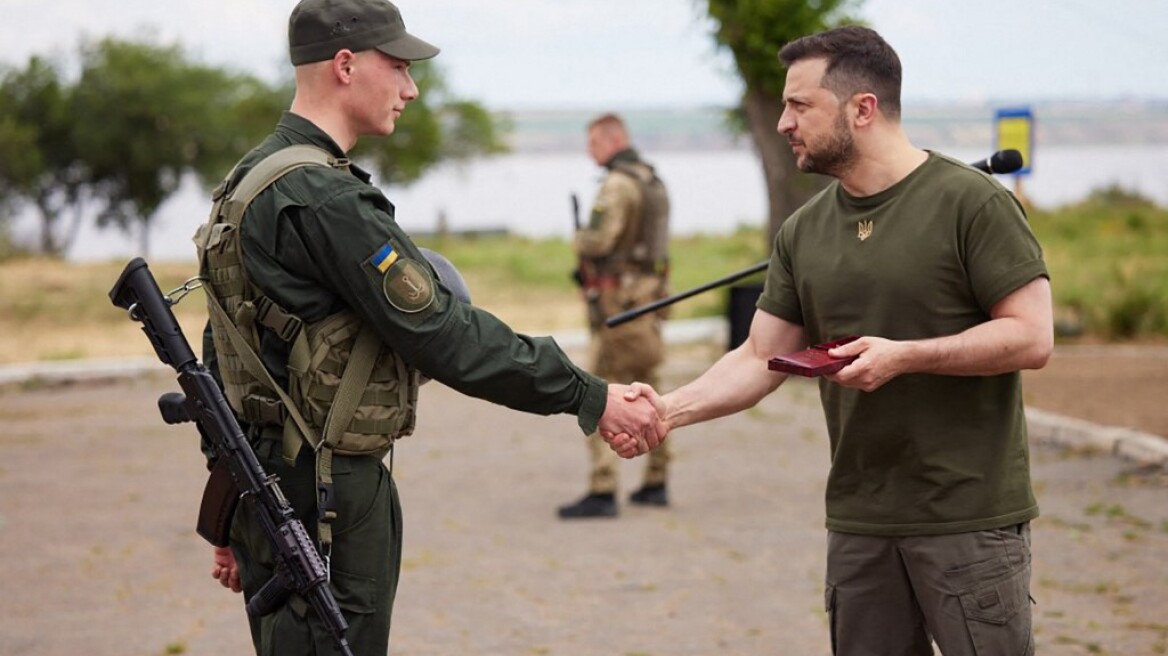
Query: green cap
289 0 440 66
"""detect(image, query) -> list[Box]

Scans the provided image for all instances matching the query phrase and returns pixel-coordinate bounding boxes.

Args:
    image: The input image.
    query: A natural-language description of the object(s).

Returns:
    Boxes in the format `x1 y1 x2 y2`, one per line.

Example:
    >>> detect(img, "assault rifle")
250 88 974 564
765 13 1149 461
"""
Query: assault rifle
569 192 590 289
109 257 354 656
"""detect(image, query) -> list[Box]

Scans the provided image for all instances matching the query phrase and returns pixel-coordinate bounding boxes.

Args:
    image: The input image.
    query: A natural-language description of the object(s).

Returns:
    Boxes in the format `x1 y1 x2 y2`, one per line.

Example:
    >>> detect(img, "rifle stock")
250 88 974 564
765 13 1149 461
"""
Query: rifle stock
605 260 768 328
109 257 355 656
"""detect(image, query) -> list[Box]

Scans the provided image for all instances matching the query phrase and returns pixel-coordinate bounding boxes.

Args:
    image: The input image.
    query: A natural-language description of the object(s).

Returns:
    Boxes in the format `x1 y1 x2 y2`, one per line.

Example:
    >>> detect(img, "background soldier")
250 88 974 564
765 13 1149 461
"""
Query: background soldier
559 114 673 519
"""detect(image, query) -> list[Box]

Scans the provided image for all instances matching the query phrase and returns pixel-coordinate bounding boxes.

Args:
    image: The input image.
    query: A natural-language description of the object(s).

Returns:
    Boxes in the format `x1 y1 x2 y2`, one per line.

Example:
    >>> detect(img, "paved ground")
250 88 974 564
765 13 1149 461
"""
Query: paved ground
1 343 1166 655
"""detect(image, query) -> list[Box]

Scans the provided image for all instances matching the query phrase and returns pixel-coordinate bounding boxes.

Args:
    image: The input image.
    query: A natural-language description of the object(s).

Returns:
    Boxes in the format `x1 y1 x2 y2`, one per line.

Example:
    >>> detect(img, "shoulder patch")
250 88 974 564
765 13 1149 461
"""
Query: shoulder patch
367 242 400 273
383 257 435 313
588 207 605 230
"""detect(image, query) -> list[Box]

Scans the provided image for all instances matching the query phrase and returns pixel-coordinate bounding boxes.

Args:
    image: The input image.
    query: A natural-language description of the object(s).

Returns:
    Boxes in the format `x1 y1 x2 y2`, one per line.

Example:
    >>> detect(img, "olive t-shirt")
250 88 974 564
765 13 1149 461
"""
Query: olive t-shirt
757 152 1047 536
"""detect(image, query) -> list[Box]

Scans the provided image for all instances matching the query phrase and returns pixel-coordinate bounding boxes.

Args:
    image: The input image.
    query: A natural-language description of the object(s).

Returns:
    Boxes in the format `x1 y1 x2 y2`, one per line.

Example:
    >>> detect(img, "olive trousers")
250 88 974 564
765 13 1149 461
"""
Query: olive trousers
587 308 670 494
231 440 402 656
825 523 1034 656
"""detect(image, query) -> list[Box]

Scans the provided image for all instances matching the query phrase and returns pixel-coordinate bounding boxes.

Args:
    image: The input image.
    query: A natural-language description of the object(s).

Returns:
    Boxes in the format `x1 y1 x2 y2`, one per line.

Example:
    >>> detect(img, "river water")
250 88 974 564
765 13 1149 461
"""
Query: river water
23 143 1168 263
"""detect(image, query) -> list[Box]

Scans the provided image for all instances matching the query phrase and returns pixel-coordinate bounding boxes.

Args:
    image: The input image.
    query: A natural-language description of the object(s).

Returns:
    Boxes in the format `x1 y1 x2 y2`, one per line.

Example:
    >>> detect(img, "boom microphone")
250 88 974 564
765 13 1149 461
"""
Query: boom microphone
969 149 1024 175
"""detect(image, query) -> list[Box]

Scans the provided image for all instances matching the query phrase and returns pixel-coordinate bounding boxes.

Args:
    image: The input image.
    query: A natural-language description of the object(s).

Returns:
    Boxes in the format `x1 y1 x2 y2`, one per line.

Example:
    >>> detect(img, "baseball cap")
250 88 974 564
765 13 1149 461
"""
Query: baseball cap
289 0 440 66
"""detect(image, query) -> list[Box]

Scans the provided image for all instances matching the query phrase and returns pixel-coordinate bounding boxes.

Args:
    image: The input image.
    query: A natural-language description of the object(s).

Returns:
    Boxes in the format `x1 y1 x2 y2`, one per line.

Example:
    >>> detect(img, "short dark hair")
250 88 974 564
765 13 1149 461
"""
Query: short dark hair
587 113 627 134
779 26 902 120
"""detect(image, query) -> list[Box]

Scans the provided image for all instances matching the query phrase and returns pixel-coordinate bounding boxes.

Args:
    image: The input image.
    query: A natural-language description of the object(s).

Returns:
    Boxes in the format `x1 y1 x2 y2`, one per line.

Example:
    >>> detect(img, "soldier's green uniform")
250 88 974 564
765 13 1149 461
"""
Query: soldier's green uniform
205 112 607 655
563 147 671 515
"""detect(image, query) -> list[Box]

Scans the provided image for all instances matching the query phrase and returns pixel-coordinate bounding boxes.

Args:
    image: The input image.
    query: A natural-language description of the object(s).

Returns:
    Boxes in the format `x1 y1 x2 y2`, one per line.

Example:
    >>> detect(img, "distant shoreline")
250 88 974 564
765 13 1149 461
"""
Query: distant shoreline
500 100 1168 152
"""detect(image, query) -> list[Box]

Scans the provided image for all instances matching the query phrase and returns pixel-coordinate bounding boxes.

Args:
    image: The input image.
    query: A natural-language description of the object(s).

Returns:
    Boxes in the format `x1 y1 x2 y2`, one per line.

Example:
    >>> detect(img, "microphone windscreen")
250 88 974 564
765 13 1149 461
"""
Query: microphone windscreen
992 149 1024 174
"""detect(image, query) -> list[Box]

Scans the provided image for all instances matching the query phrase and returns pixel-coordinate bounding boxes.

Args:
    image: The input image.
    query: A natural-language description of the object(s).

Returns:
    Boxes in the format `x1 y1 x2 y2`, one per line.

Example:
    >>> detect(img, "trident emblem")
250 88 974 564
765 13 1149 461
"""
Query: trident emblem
857 219 873 241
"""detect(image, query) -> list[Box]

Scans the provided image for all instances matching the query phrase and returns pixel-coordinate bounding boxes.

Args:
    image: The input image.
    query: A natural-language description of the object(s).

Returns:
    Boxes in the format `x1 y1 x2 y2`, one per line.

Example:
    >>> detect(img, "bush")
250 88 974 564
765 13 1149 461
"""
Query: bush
1030 185 1168 341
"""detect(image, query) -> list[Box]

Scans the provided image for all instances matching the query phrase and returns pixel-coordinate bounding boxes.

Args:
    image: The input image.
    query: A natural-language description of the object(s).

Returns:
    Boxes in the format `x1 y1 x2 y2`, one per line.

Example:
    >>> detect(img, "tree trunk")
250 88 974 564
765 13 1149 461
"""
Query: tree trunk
139 218 151 258
34 195 61 257
61 196 87 257
741 86 830 243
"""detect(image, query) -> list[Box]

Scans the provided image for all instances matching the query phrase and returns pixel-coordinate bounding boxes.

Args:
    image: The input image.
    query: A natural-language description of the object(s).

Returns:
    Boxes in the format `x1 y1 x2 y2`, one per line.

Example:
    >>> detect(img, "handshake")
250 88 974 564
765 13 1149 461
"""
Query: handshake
597 383 669 459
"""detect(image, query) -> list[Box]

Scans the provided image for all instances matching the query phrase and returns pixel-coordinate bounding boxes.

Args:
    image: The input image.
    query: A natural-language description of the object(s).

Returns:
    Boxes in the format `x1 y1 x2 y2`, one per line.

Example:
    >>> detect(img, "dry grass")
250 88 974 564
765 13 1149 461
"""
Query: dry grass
0 258 585 365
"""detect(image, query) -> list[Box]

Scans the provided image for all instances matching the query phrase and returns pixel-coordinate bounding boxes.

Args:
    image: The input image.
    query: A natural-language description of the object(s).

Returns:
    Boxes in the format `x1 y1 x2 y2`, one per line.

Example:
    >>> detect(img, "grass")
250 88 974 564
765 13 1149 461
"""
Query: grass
414 225 769 322
1 189 1165 364
1029 186 1168 339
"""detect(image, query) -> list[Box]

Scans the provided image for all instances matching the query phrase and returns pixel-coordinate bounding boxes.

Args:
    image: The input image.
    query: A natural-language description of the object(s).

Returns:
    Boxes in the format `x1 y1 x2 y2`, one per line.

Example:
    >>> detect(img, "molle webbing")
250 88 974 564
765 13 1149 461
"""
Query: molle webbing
195 144 419 551
610 160 670 271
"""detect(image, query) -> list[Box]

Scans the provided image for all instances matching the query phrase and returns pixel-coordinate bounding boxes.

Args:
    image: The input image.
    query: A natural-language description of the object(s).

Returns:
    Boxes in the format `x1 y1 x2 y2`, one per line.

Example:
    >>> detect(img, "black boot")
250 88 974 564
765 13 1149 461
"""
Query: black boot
557 492 618 519
628 483 668 507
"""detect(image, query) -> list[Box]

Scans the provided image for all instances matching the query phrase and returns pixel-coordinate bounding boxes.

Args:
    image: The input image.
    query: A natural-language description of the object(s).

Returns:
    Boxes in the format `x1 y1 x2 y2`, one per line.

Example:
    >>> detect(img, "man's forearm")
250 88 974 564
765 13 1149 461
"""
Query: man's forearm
664 344 785 429
903 316 1051 376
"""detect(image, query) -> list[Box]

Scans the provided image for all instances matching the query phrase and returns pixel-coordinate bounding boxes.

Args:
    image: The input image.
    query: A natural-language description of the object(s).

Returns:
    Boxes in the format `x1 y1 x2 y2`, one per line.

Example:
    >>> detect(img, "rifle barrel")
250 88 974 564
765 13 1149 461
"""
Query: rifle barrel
570 193 581 231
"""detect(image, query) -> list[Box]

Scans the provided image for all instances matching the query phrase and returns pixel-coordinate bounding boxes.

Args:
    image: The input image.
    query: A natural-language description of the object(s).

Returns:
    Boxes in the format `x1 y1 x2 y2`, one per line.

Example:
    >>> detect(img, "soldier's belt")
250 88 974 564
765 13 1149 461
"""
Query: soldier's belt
586 275 621 290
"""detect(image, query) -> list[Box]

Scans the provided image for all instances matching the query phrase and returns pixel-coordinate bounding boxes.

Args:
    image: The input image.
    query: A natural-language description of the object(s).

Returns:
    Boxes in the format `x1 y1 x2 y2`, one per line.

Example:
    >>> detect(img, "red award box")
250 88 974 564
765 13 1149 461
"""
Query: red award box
767 336 860 377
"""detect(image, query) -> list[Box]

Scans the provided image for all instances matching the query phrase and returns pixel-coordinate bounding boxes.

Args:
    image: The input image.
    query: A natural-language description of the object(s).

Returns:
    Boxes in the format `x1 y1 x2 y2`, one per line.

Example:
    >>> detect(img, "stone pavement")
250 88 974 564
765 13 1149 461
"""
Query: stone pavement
0 328 1165 655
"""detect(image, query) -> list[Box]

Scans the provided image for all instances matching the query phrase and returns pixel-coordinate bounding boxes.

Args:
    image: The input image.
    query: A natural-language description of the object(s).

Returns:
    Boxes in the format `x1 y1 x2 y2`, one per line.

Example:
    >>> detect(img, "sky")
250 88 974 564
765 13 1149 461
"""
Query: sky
2 0 1167 111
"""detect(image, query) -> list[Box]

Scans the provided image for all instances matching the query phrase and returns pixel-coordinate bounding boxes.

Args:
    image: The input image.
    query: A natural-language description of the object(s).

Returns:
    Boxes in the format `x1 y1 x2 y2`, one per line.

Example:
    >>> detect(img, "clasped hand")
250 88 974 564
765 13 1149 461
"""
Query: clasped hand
598 383 668 459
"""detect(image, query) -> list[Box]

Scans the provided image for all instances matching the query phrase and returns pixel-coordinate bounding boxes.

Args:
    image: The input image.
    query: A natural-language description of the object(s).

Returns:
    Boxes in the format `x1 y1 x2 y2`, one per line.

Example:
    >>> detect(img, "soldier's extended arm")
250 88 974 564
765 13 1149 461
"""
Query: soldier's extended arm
109 257 355 656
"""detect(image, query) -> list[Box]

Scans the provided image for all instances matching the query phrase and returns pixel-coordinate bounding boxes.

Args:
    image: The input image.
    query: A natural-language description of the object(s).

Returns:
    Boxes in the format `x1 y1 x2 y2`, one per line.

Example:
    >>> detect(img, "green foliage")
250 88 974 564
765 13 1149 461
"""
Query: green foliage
1029 187 1168 340
706 0 860 98
701 1 862 241
415 226 770 321
0 56 86 255
415 235 576 290
0 37 504 258
71 37 283 250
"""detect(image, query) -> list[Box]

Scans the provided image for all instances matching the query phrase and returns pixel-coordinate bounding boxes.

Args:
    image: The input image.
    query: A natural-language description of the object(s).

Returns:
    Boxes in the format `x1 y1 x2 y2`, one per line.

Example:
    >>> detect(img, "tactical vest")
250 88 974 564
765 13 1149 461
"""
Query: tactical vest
193 145 418 549
609 160 670 273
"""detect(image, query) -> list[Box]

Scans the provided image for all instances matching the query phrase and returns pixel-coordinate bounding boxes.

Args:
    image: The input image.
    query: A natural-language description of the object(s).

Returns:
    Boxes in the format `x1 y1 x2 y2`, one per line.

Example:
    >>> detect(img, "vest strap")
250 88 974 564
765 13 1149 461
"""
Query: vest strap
254 295 304 343
205 290 321 451
202 144 377 555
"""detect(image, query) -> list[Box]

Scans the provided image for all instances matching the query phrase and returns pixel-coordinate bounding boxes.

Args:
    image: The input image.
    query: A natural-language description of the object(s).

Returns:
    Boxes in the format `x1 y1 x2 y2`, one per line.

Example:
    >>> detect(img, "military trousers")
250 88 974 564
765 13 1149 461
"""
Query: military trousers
587 311 670 493
231 439 403 656
824 523 1034 656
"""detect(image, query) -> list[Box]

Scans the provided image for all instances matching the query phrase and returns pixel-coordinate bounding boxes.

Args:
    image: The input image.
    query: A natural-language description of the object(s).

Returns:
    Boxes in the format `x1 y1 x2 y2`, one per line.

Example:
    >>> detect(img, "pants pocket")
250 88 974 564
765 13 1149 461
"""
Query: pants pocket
328 566 379 615
951 558 1034 655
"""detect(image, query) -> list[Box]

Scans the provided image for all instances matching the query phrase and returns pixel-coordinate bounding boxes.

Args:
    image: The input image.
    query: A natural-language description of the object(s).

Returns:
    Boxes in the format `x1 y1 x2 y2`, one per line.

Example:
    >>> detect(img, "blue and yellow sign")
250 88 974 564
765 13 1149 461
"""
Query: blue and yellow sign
994 107 1034 176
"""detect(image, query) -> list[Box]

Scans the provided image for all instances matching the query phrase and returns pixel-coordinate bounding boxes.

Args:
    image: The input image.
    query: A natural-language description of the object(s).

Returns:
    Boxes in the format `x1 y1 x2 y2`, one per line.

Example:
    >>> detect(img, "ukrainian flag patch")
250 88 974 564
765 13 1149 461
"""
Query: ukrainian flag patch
368 242 400 273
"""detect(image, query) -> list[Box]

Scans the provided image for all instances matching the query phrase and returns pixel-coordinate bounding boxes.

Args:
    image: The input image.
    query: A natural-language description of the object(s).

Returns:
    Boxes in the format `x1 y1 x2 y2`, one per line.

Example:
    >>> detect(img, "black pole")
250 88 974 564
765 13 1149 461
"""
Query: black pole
605 260 767 328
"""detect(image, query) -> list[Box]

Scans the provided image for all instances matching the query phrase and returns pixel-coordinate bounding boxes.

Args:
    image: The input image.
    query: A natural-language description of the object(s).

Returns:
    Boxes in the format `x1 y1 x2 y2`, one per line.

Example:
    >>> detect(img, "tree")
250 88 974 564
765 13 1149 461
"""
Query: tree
705 0 862 239
0 37 506 260
0 57 89 256
71 37 286 256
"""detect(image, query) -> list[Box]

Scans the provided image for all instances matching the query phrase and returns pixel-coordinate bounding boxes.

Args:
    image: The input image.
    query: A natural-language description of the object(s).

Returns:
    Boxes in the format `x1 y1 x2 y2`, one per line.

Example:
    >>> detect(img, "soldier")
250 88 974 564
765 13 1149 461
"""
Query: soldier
558 114 673 519
200 2 664 654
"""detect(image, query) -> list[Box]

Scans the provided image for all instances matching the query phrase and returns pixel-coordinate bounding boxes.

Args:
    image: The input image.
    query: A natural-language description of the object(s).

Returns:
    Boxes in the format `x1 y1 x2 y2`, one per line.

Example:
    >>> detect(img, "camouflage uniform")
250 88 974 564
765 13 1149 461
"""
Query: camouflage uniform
575 148 671 495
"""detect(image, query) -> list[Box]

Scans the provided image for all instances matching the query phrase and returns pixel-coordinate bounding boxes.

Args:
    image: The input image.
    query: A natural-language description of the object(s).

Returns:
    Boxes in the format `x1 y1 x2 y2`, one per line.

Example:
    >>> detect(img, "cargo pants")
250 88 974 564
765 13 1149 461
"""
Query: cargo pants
587 277 671 493
824 523 1034 656
230 438 402 656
